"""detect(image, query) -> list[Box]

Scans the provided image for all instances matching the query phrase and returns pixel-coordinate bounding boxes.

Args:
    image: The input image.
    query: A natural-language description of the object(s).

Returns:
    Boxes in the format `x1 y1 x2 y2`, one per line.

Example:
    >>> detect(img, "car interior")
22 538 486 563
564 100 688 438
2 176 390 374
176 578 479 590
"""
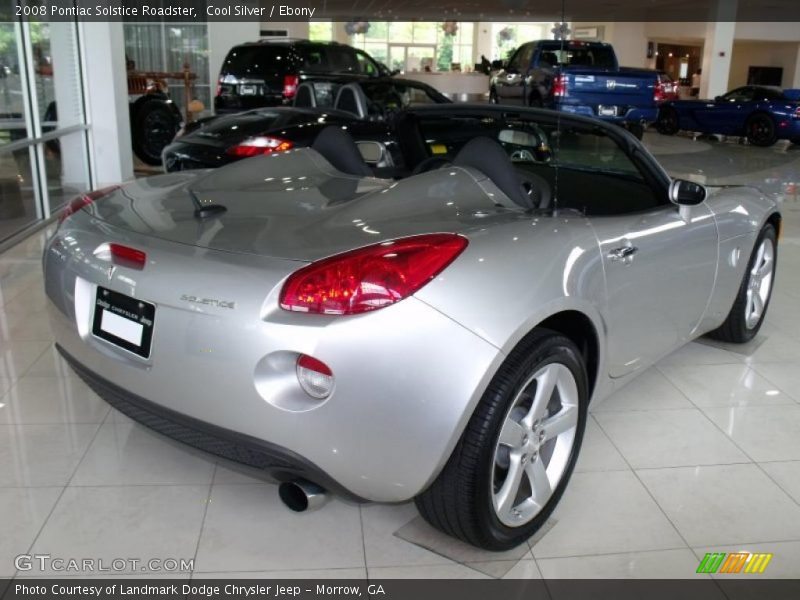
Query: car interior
309 110 668 215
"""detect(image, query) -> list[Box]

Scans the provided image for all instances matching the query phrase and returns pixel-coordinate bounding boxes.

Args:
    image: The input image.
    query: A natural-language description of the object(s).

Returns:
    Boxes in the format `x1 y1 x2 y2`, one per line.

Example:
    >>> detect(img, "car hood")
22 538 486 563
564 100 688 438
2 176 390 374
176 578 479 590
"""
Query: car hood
85 149 505 261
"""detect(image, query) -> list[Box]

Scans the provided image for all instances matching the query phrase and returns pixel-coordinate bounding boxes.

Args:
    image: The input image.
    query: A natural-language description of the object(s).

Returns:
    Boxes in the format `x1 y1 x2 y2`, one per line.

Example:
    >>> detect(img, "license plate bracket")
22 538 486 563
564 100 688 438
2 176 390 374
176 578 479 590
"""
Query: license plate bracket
92 287 156 359
598 105 618 117
239 84 257 96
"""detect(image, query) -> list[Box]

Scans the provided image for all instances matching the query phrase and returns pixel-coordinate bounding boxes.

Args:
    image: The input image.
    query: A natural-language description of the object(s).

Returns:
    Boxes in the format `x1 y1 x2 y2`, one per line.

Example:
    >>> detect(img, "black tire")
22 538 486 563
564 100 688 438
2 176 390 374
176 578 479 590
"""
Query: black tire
131 98 182 165
626 123 645 140
656 107 680 135
415 328 588 551
708 224 777 343
745 113 777 147
527 94 543 108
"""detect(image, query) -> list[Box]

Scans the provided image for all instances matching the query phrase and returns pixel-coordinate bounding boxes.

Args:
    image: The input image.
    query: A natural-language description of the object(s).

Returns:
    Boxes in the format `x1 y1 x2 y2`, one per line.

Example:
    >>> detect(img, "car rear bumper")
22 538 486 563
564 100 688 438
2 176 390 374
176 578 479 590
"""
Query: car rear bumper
44 222 504 502
57 344 365 501
555 103 658 124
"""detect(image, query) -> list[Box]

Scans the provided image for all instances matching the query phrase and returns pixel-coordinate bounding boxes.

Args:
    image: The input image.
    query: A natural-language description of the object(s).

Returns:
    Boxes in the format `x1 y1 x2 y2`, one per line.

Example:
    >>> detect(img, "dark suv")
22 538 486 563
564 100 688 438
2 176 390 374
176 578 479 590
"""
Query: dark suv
214 39 385 114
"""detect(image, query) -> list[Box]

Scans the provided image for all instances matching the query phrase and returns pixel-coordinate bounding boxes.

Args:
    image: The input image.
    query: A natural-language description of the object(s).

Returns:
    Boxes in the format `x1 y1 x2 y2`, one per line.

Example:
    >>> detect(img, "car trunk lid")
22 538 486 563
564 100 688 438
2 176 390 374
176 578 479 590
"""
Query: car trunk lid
84 149 499 262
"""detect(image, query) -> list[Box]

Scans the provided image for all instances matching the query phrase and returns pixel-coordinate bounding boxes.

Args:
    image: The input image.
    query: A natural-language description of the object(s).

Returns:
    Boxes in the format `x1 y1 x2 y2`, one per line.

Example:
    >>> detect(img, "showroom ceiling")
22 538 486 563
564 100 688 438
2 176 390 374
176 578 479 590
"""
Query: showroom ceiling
303 0 799 21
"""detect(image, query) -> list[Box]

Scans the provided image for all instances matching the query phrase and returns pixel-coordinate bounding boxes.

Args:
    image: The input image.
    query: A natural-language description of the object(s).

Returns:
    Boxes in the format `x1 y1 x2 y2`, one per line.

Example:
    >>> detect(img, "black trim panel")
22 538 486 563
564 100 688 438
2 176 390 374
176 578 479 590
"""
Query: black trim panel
56 345 364 502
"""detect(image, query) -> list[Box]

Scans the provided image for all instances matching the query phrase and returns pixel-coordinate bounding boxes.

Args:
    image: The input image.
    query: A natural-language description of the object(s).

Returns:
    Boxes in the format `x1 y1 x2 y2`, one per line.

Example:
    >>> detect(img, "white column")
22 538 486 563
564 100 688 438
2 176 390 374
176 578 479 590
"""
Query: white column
81 21 133 187
699 0 737 98
50 23 87 193
793 44 800 87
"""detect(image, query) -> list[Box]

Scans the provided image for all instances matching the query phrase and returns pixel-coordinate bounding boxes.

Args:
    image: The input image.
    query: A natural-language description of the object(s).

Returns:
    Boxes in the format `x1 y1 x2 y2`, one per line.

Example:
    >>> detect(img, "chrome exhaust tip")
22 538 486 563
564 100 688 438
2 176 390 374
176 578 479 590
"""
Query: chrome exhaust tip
278 479 328 512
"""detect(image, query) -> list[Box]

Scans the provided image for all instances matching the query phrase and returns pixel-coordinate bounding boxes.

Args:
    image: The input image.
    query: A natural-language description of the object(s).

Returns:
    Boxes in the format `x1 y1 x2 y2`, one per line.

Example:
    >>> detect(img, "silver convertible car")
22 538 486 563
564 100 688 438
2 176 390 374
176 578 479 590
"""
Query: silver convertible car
43 105 780 551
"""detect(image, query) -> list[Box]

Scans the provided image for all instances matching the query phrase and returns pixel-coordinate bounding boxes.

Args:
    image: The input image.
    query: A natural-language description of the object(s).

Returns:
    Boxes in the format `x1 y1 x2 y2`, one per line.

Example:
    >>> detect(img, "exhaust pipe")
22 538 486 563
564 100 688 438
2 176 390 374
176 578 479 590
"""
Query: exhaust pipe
278 479 329 512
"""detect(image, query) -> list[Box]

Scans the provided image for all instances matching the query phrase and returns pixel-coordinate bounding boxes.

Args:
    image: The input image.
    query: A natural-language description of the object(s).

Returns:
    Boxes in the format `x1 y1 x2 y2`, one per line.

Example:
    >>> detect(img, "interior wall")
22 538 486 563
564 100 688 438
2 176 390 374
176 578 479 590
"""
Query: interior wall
728 41 800 88
605 22 648 67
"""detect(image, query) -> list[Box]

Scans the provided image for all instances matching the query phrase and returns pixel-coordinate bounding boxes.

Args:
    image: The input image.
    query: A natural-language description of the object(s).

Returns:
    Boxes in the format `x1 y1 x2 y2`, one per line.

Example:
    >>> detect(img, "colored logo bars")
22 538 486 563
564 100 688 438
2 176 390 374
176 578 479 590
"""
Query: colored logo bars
696 552 773 574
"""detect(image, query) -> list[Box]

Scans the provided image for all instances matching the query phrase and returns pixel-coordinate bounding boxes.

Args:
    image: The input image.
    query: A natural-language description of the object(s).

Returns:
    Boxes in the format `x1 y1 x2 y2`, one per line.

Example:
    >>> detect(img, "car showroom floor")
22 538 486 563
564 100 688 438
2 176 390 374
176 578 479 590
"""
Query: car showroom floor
1 133 800 580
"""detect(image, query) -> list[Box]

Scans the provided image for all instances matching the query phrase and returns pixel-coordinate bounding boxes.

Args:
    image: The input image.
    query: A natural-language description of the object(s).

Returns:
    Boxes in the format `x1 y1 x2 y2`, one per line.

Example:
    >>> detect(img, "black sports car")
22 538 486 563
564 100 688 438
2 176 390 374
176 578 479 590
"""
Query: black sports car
163 78 449 173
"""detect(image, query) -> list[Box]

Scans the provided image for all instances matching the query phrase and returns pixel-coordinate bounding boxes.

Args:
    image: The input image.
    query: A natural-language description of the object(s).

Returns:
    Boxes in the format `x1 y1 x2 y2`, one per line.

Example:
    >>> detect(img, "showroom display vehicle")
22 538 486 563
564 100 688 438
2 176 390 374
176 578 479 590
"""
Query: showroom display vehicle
163 77 449 172
490 40 661 138
214 39 387 114
44 105 780 551
657 85 800 146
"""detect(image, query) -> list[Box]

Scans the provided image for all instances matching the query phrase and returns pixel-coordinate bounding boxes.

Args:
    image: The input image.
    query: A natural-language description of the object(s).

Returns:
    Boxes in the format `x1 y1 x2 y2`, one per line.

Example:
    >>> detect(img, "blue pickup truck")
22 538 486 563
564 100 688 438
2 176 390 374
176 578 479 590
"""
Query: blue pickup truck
490 40 661 138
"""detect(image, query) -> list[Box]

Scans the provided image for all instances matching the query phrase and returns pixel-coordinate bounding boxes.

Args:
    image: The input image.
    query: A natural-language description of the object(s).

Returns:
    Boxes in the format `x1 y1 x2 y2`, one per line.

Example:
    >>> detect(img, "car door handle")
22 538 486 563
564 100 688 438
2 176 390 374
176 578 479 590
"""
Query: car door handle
608 246 638 262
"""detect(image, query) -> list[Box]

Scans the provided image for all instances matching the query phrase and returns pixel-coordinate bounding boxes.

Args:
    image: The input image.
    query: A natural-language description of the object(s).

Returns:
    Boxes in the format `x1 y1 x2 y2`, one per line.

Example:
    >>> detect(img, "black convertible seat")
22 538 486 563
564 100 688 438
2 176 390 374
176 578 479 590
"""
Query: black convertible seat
312 126 372 177
454 136 534 209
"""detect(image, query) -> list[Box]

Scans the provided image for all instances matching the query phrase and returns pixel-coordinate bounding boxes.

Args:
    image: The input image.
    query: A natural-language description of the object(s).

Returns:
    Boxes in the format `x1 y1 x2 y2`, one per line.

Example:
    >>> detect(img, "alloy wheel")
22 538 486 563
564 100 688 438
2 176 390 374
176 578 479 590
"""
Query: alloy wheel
745 237 775 329
491 362 579 527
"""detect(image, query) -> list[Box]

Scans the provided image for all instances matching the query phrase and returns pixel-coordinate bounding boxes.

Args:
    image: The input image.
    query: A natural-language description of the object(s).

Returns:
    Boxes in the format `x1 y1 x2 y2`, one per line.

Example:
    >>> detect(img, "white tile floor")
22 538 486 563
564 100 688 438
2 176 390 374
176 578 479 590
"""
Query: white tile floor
1 135 800 579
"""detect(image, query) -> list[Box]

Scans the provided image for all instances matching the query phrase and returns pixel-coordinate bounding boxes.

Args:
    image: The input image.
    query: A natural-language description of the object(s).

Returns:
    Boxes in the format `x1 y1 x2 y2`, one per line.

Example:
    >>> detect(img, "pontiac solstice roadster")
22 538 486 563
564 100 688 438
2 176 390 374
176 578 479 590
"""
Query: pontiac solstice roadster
44 105 780 550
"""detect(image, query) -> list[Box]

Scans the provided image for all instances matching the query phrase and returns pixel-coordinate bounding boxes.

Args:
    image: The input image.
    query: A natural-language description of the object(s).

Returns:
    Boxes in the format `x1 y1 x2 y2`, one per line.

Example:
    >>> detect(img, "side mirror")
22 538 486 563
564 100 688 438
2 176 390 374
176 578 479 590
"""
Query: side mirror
669 179 706 206
714 95 723 102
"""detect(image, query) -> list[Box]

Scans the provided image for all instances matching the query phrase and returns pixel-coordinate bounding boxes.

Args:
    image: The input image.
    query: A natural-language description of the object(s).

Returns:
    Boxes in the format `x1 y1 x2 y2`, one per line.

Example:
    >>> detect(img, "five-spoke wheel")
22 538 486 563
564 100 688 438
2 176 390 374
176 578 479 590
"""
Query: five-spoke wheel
416 329 587 550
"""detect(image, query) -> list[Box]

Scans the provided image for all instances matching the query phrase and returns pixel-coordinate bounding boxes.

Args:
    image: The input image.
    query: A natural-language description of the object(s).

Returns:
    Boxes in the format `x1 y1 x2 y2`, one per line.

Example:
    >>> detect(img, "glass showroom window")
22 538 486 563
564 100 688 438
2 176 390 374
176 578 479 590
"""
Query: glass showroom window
0 19 90 244
123 21 210 117
492 23 552 62
347 22 474 73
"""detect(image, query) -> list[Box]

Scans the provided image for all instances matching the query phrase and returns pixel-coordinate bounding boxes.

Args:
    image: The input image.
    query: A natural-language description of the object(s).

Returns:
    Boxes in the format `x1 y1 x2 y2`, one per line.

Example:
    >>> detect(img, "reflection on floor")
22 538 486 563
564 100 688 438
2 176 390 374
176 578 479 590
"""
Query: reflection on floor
1 135 800 579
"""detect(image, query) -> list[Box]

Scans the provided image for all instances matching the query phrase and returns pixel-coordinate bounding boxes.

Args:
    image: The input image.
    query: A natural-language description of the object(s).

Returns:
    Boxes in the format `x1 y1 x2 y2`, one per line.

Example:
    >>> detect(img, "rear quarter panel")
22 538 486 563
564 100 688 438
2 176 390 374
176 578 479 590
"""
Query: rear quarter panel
414 212 611 400
698 185 779 333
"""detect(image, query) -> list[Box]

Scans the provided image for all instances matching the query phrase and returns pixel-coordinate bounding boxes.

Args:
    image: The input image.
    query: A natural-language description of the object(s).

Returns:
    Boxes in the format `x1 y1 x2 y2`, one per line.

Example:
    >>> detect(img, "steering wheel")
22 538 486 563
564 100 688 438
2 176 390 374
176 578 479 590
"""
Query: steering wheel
518 172 553 209
411 156 452 175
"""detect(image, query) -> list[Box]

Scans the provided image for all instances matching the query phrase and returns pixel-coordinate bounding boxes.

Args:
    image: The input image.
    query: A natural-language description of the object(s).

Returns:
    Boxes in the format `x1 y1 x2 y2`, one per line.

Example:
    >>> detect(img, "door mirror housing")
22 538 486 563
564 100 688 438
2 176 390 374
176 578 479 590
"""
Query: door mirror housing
669 179 707 206
714 95 724 102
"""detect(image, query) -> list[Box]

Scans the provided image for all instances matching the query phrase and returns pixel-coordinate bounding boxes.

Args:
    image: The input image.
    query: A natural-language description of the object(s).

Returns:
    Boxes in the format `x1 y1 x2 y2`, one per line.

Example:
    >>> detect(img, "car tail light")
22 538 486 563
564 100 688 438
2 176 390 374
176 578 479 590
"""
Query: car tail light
296 354 334 399
654 80 666 102
283 74 299 99
109 243 146 269
225 136 294 157
58 186 120 224
280 233 469 316
553 74 568 97
215 77 223 97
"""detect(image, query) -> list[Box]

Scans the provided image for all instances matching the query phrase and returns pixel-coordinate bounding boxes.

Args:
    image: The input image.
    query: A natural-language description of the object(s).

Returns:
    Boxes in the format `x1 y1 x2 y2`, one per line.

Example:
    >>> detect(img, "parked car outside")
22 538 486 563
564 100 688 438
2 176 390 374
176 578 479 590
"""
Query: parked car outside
214 39 387 114
657 85 800 146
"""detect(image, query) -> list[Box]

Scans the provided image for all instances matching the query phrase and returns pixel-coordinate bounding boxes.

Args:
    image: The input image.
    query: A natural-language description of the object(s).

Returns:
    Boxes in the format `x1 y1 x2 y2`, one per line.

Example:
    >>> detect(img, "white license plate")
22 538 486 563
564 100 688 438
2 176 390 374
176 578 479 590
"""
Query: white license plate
92 287 155 359
598 105 618 116
239 85 257 95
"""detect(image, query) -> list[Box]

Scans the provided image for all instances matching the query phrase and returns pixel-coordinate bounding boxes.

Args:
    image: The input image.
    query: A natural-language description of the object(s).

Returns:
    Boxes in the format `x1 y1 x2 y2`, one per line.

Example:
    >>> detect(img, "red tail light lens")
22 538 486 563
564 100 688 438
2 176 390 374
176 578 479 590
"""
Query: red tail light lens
283 74 299 99
280 233 468 315
225 136 294 157
58 186 120 224
654 80 666 102
109 243 146 269
553 74 568 97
